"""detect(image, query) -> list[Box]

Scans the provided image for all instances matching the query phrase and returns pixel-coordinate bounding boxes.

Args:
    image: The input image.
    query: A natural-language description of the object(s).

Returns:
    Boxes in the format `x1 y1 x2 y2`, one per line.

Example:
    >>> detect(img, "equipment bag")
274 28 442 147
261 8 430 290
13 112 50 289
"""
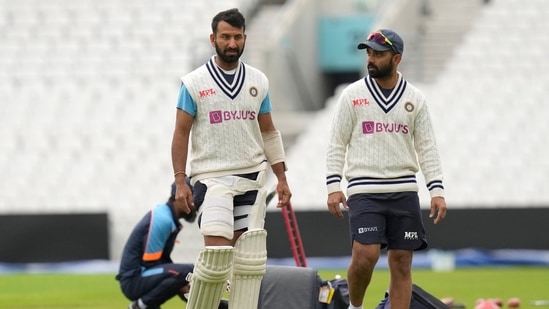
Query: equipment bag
319 278 350 309
258 265 322 309
374 284 449 309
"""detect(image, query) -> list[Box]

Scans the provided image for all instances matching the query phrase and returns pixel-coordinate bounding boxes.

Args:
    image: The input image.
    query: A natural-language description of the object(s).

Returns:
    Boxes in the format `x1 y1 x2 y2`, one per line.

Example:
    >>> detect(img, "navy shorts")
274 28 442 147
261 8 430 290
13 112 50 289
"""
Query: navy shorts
347 192 428 251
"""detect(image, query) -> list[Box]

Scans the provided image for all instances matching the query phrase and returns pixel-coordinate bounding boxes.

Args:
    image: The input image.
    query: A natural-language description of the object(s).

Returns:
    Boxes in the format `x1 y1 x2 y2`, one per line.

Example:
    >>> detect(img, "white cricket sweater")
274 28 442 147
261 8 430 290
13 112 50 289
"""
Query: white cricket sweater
326 73 444 198
181 57 269 180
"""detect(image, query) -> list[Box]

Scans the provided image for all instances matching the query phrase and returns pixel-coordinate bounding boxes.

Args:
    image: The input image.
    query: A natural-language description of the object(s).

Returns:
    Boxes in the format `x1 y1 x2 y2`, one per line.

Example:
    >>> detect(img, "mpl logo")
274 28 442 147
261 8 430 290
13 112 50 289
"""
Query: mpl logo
353 98 370 106
199 88 216 98
404 231 418 240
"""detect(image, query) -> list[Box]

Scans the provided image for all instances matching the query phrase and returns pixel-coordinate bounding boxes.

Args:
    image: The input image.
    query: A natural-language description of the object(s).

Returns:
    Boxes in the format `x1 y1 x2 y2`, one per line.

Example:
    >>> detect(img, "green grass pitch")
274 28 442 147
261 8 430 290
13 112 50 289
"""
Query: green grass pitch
0 267 547 308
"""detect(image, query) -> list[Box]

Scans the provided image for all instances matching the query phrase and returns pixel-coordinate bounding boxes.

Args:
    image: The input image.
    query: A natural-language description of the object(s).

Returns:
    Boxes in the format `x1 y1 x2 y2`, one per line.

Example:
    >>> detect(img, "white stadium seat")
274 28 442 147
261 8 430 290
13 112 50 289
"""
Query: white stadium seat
284 0 549 210
0 0 261 263
1 0 548 264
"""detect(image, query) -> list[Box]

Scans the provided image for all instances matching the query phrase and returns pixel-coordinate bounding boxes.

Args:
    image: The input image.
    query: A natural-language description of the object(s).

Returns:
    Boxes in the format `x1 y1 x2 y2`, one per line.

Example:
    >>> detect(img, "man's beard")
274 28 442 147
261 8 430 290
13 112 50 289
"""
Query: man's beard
367 60 393 79
215 44 245 64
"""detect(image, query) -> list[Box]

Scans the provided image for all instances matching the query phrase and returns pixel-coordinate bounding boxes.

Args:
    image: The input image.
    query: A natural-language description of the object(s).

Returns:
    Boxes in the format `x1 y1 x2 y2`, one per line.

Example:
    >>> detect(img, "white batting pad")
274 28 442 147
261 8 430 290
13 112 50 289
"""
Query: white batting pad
186 246 234 309
229 229 268 309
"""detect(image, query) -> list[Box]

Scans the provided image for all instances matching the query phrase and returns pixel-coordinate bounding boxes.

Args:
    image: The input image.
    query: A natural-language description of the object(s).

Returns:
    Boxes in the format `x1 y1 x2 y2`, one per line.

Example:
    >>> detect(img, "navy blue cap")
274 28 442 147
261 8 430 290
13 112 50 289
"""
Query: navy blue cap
357 29 404 55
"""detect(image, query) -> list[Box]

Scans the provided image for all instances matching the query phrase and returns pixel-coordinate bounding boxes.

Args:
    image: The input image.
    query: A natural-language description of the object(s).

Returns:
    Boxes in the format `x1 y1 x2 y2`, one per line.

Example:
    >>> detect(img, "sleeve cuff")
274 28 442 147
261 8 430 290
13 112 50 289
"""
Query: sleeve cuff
429 188 445 198
327 182 342 195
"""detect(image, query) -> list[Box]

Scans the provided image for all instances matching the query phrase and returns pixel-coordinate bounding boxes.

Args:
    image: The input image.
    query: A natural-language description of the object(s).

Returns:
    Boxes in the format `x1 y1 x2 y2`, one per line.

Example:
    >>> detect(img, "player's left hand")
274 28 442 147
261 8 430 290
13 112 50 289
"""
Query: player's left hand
276 179 292 208
429 196 447 224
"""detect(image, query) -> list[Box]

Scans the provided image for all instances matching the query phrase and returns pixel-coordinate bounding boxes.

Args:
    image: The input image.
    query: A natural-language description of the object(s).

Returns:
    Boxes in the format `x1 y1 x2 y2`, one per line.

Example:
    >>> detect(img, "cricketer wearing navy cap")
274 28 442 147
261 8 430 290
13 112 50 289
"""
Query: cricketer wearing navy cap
357 29 404 55
327 24 446 309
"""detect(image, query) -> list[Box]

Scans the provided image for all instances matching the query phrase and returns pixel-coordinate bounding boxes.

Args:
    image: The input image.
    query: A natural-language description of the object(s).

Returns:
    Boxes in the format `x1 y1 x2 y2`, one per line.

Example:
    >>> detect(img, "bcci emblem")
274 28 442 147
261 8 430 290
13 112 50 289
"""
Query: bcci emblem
404 102 414 112
249 86 258 97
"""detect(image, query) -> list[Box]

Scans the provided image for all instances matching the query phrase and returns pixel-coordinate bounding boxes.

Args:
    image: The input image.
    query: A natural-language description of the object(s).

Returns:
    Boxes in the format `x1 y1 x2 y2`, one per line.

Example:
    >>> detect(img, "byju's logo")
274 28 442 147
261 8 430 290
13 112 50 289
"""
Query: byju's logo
404 231 418 240
362 121 375 134
210 110 223 124
209 110 257 124
358 226 377 234
362 121 409 134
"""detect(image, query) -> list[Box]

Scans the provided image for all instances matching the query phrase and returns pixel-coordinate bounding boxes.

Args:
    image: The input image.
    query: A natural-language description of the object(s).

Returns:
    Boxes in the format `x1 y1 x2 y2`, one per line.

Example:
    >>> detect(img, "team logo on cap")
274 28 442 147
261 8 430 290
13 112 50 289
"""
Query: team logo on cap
404 102 414 112
249 86 258 97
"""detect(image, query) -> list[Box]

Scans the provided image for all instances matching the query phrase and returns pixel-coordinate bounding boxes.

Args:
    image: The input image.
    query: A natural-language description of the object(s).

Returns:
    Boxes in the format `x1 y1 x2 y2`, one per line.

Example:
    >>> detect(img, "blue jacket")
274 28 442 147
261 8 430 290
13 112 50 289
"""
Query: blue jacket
116 204 182 280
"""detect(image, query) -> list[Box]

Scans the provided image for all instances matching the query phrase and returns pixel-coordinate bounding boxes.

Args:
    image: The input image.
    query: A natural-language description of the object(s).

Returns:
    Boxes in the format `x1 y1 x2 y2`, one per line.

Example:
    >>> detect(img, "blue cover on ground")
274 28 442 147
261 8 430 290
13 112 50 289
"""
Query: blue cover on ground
1 249 549 274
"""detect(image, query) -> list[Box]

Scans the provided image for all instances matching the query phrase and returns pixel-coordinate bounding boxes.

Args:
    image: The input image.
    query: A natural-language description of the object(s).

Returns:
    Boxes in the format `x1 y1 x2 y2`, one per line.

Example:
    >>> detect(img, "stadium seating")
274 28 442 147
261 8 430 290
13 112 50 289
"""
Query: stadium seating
1 0 548 265
0 0 260 263
284 0 549 209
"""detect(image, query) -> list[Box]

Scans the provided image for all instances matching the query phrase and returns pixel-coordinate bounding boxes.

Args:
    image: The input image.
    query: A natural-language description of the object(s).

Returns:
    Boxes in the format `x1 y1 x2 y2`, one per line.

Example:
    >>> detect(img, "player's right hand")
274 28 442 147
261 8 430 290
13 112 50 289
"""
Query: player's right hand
175 180 194 215
327 191 348 218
